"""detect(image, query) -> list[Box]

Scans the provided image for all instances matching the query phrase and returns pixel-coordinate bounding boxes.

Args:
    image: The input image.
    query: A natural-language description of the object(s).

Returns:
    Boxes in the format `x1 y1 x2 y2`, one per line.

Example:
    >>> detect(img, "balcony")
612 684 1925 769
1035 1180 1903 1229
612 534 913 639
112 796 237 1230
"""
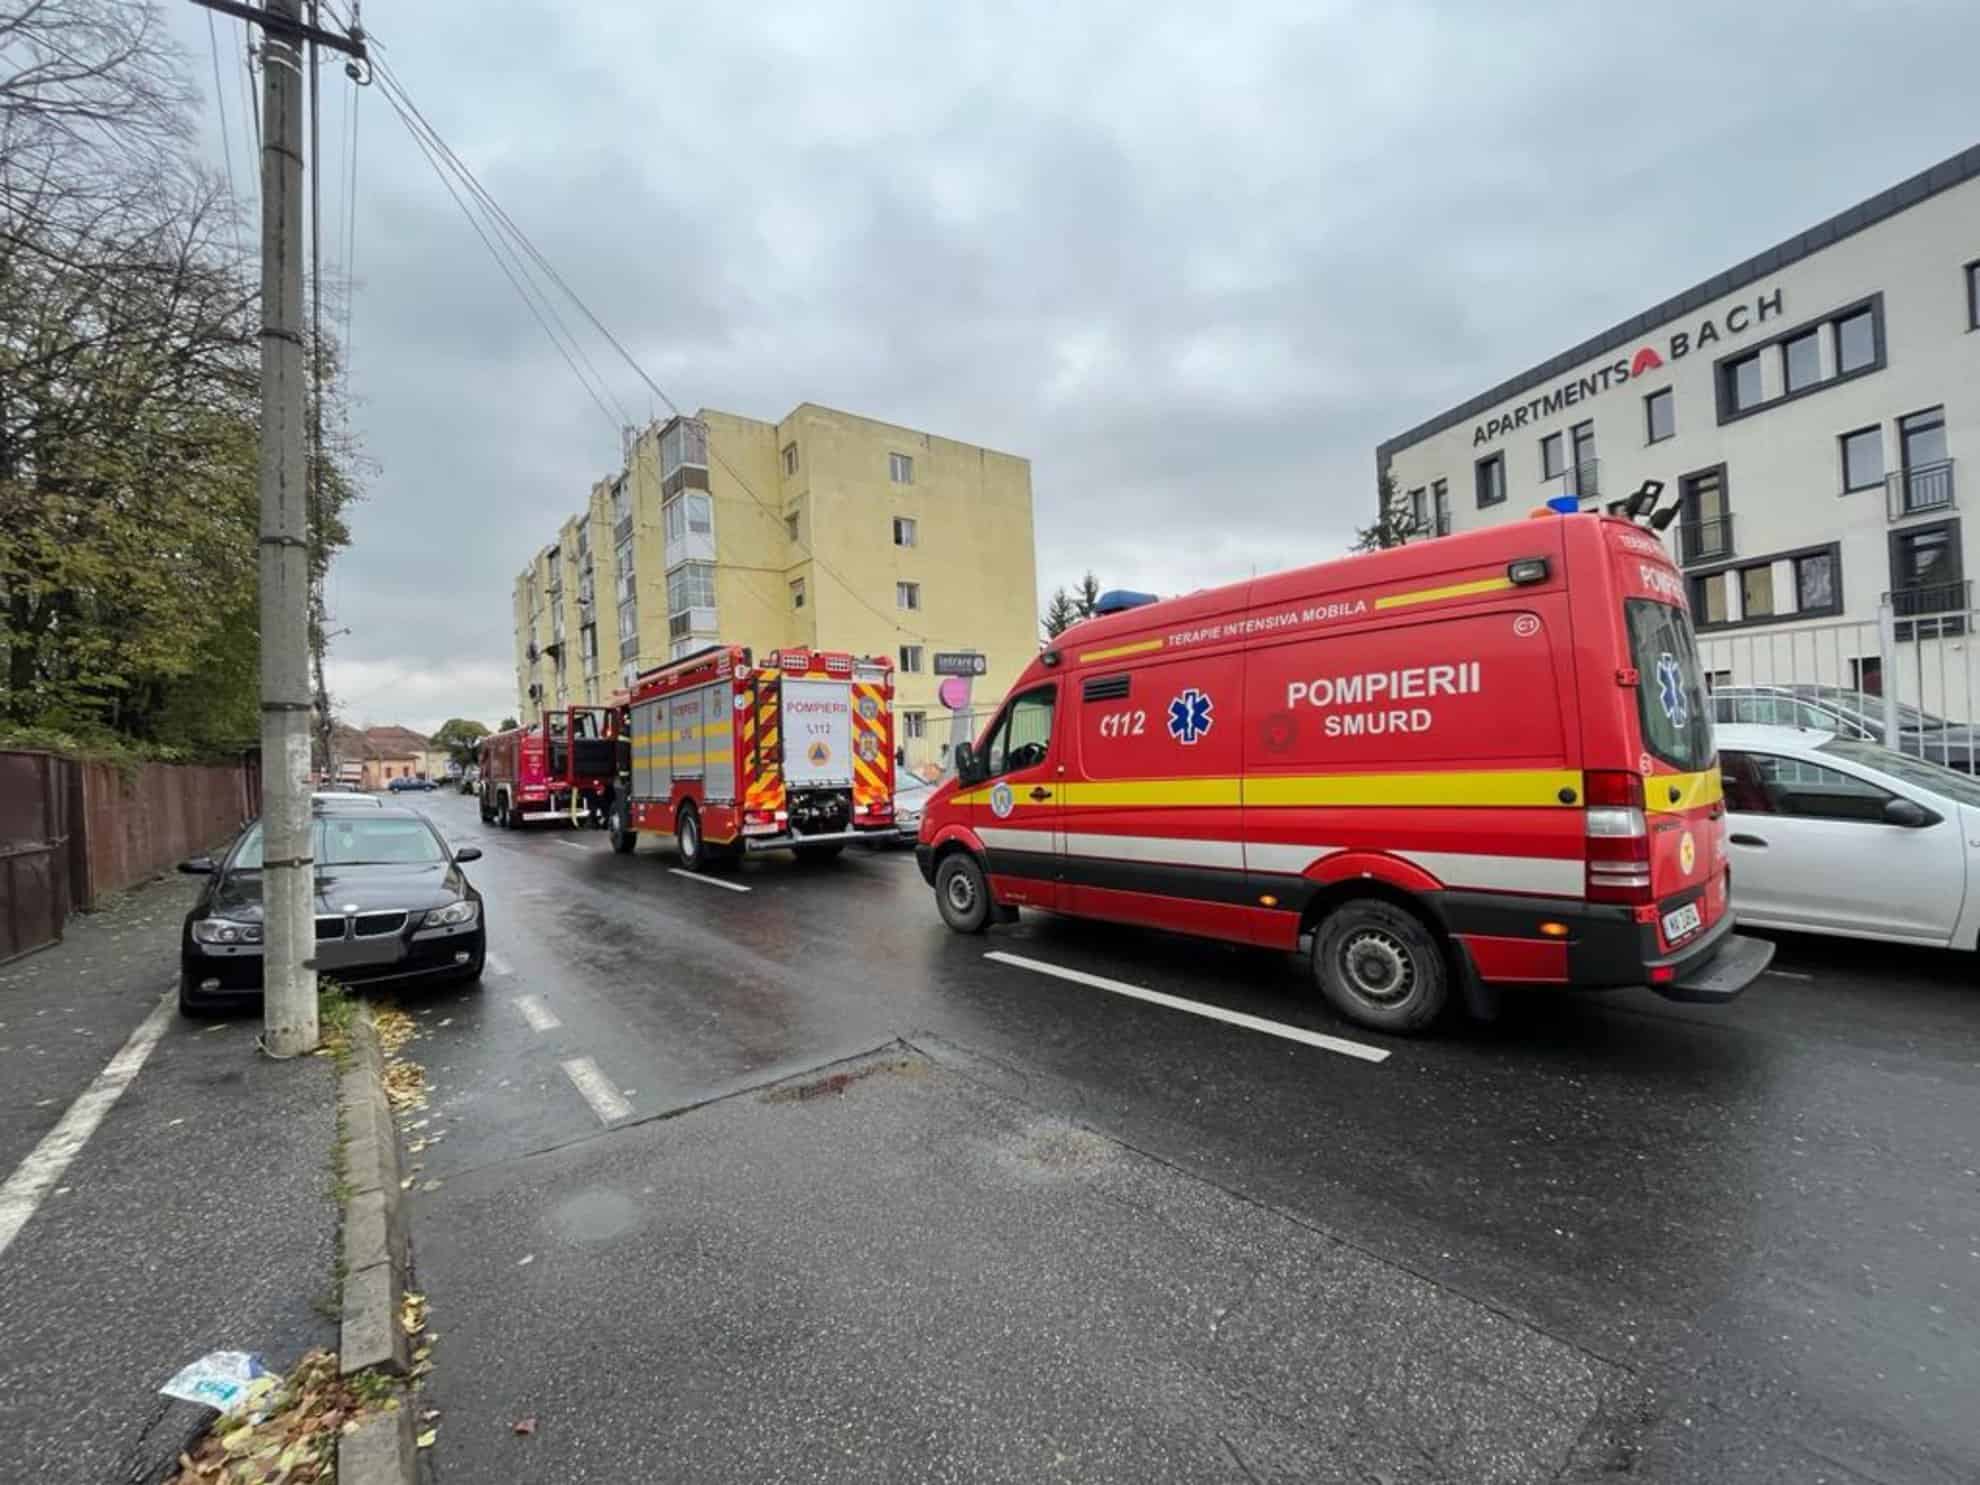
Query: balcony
1676 514 1734 567
1887 578 1971 642
614 514 634 547
1887 459 1955 521
1547 458 1601 504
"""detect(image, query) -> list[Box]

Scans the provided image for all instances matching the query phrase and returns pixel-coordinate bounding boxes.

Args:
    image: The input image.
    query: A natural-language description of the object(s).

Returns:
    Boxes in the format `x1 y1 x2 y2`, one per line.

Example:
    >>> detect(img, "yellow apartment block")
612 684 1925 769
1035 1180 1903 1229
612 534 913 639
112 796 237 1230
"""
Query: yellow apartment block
512 404 1038 770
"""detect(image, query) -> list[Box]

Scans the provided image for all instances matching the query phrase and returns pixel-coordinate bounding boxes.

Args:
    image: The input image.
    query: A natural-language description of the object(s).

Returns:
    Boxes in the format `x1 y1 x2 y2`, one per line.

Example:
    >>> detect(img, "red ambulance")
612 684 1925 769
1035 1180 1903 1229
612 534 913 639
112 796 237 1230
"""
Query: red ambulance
915 511 1773 1033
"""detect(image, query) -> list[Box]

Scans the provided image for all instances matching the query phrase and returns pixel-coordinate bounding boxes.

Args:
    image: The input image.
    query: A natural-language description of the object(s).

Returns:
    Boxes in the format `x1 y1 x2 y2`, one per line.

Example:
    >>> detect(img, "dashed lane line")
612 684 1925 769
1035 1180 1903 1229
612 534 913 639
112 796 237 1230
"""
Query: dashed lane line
557 838 592 852
984 951 1392 1064
561 1056 634 1123
513 994 561 1032
1763 968 1815 981
668 868 751 894
484 951 515 978
0 987 175 1261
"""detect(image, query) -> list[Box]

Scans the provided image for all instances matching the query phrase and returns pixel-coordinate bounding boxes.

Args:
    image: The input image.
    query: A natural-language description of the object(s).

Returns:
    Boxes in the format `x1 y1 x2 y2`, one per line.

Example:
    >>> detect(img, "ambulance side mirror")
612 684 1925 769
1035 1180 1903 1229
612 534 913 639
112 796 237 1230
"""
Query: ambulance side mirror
953 741 981 785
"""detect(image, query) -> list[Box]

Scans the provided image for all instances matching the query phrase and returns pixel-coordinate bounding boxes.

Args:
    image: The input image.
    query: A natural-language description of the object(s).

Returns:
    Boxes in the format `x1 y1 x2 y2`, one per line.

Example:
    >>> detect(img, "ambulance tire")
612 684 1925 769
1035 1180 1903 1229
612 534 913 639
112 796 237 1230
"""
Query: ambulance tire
676 806 708 872
935 854 992 934
1311 898 1448 1033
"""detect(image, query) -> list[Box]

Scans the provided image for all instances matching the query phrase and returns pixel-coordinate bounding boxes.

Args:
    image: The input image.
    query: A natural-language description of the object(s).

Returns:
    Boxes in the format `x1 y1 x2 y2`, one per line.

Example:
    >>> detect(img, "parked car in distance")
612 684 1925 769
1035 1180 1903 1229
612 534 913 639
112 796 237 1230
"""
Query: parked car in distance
176 805 486 1015
388 775 437 792
1717 722 1980 949
1710 684 1980 771
880 773 940 844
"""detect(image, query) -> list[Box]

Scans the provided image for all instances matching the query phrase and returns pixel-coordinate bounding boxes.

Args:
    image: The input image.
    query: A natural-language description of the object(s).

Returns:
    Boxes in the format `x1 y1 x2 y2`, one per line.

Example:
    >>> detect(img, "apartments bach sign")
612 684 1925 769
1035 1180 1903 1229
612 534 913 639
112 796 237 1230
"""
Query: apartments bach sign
1470 287 1784 447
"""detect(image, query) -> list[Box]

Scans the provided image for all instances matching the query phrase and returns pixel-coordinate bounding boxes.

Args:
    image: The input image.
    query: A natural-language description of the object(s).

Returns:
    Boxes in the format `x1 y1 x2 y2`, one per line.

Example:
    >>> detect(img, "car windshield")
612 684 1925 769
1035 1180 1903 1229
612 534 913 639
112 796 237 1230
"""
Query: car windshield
320 816 449 866
1818 737 1980 806
1625 598 1715 771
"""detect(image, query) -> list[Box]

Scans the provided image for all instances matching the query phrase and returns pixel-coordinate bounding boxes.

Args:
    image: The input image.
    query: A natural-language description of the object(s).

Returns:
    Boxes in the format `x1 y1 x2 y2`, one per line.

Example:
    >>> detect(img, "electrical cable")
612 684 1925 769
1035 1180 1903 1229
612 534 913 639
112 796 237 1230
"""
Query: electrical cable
204 11 247 264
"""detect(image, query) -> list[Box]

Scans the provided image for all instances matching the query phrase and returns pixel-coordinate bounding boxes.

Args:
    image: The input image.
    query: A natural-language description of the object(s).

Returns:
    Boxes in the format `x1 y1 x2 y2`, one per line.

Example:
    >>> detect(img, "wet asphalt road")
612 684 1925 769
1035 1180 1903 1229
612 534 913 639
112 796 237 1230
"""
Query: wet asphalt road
397 789 1979 1483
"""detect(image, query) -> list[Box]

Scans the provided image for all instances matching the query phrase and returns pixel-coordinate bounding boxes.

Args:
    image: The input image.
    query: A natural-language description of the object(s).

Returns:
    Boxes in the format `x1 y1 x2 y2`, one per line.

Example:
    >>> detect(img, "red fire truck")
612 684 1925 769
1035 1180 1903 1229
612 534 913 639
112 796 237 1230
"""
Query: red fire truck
916 503 1774 1033
477 707 619 829
607 645 898 867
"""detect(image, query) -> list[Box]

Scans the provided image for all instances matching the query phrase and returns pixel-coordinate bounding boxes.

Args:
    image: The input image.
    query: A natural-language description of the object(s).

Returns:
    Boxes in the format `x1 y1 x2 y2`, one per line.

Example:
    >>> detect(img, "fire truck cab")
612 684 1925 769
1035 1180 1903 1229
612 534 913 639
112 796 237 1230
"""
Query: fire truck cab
477 707 618 830
916 509 1774 1033
608 645 899 868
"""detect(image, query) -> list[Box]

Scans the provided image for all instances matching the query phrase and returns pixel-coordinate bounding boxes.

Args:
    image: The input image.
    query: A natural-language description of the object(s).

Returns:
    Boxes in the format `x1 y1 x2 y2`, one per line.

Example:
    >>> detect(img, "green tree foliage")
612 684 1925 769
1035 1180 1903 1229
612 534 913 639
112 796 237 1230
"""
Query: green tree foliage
1351 471 1424 553
1042 570 1104 639
0 1 363 753
431 717 491 764
498 717 518 733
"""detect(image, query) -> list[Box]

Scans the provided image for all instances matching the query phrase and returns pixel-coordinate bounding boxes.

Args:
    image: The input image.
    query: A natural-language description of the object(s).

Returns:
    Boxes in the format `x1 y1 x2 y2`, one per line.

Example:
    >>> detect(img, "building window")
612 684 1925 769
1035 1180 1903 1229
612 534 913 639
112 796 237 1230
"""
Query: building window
1851 656 1883 695
1898 406 1951 515
1783 330 1821 393
1431 479 1450 536
783 442 799 476
889 452 914 484
901 710 927 741
1740 564 1775 619
1967 259 1980 331
1539 432 1565 481
660 418 708 476
893 516 917 547
784 511 800 542
1889 519 1965 640
1645 388 1674 444
1570 420 1597 498
1690 571 1728 625
1840 426 1884 493
1474 452 1505 508
1724 352 1764 414
790 577 806 609
1795 550 1837 612
665 561 717 613
898 644 923 673
1678 465 1730 566
1835 308 1876 375
1406 487 1426 530
663 491 712 543
897 581 920 611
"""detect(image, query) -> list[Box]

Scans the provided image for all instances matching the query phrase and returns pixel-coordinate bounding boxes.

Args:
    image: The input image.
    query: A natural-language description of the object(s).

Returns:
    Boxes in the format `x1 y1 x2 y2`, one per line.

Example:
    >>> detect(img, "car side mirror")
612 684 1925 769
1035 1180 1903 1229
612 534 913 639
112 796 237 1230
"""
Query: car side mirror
1884 797 1937 828
453 845 483 863
178 855 216 874
953 741 980 785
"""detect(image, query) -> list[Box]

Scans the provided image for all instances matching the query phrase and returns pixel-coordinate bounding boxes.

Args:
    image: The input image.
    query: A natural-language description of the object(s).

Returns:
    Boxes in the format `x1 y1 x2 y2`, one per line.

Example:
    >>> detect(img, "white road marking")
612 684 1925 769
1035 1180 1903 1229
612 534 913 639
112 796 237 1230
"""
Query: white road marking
513 995 561 1032
0 988 175 1260
561 1056 634 1123
557 838 590 852
668 868 751 893
1763 968 1815 981
484 951 515 978
984 951 1391 1064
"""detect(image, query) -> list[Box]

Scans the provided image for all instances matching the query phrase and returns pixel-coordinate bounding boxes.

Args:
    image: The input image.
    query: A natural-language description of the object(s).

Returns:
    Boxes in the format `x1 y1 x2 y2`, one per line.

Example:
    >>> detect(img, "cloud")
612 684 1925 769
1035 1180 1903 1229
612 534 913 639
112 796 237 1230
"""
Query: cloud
168 0 1980 721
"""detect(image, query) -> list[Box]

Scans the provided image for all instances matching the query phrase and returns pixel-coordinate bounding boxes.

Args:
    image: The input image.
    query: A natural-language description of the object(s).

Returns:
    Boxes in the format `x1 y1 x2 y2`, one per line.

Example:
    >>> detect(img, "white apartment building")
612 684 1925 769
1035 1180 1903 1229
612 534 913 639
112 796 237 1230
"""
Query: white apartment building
1379 142 1980 709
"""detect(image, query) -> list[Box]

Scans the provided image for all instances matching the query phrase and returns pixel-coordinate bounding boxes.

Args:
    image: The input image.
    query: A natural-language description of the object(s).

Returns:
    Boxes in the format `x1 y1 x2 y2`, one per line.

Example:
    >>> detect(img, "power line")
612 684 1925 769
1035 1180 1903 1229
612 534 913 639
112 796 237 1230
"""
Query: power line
203 10 247 264
366 50 930 645
236 20 259 161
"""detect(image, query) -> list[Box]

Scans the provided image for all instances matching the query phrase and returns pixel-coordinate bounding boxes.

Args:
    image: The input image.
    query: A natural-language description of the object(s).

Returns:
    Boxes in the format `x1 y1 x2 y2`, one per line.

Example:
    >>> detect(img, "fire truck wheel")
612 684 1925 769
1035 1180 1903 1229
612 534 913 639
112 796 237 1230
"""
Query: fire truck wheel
935 854 992 934
676 806 707 871
1311 898 1448 1033
608 805 637 855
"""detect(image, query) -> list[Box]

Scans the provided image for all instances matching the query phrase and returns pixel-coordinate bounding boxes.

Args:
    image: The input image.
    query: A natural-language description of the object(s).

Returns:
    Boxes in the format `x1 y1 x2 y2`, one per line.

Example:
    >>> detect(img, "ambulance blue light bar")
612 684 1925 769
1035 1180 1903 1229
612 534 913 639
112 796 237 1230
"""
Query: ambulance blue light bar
1093 589 1159 615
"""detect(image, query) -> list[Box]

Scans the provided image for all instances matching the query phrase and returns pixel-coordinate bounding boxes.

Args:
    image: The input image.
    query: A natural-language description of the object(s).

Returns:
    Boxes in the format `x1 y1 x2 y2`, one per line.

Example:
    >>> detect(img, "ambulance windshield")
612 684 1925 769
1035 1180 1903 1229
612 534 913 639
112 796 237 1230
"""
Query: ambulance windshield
1625 598 1714 771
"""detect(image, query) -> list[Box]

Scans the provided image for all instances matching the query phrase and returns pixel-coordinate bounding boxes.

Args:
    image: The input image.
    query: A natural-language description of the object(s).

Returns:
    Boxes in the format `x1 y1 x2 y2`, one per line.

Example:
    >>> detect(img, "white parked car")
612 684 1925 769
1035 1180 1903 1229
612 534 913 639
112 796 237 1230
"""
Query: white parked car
1716 723 1980 948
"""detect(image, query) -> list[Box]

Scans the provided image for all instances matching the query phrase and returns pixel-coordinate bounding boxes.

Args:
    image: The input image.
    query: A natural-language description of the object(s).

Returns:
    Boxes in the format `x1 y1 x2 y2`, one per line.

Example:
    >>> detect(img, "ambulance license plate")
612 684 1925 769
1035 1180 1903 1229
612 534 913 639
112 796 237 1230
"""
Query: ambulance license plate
1662 901 1703 944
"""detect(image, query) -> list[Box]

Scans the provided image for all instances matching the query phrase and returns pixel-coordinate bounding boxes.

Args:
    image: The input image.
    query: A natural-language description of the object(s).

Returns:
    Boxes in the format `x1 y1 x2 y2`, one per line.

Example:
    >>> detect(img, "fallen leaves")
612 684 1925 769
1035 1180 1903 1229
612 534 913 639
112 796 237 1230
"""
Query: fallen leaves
163 1349 370 1485
399 1292 428 1337
415 1428 437 1450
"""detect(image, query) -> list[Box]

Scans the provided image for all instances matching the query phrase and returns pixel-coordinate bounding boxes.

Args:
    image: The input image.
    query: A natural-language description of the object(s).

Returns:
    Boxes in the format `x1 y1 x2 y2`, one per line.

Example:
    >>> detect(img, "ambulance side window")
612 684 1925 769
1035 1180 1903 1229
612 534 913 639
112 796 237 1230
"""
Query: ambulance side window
985 686 1056 777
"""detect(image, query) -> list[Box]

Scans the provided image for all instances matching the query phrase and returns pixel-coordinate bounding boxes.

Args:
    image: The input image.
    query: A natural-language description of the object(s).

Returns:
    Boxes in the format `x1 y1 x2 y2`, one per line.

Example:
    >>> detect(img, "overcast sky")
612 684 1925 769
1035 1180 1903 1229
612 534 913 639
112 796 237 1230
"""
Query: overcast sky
164 0 1980 734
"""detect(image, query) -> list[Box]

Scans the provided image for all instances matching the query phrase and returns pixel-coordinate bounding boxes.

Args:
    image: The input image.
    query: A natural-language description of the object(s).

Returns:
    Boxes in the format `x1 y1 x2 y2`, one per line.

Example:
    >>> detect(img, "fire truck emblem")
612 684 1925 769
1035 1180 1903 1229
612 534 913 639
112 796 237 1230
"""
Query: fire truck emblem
858 695 879 720
1168 688 1214 745
1655 653 1688 728
808 740 831 767
1679 831 1696 873
857 733 879 762
989 781 1015 819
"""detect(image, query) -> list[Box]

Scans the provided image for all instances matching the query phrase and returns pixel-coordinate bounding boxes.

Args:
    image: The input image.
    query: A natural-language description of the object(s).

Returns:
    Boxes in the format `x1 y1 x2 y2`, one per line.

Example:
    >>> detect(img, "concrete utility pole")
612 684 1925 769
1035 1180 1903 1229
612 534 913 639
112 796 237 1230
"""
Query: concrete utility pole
257 0 316 1056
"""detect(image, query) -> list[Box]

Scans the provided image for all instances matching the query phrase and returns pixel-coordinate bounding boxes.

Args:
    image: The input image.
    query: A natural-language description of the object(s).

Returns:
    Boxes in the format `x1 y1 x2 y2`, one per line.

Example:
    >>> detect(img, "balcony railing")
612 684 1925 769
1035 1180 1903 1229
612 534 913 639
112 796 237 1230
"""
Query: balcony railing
1887 578 1971 641
1676 514 1734 567
1547 458 1601 503
1887 459 1955 520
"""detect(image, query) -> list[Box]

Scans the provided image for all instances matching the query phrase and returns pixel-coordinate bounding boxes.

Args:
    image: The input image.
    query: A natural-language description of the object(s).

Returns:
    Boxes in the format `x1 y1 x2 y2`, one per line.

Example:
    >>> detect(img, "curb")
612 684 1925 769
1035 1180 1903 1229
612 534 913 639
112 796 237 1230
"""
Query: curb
336 1010 418 1485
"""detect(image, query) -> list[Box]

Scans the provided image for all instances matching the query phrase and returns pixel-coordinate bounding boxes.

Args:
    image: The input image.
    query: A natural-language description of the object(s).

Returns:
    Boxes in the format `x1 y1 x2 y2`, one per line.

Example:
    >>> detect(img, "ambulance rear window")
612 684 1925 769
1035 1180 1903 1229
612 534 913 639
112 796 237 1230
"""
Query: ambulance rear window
1625 598 1714 772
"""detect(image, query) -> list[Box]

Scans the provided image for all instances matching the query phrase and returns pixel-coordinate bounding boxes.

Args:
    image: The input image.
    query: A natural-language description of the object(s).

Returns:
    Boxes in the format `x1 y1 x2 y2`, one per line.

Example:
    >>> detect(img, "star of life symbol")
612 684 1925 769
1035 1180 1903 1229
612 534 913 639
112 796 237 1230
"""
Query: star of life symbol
1655 653 1688 728
1168 688 1214 745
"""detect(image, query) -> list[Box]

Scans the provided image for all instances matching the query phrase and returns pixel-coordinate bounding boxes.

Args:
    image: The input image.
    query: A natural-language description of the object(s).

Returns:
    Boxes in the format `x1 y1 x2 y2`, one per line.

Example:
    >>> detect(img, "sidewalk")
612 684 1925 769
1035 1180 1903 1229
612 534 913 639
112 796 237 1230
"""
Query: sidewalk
0 877 339 1483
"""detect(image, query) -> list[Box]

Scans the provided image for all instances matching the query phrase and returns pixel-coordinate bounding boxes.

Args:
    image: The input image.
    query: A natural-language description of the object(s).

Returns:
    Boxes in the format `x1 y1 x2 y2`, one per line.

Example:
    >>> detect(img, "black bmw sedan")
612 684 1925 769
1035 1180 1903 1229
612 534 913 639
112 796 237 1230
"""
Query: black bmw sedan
178 805 486 1015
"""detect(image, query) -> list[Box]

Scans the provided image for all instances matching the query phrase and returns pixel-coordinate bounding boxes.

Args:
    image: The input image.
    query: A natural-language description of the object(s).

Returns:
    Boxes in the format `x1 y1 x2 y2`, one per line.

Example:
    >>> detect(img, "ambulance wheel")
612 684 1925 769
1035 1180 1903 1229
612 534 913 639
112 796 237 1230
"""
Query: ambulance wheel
1312 899 1448 1033
676 806 708 871
935 854 992 934
794 841 844 865
608 803 637 855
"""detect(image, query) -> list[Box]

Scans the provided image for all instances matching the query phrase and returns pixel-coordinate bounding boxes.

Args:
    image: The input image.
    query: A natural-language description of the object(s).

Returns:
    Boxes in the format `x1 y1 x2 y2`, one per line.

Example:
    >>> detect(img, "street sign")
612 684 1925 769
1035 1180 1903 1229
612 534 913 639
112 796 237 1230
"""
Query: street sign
933 651 987 677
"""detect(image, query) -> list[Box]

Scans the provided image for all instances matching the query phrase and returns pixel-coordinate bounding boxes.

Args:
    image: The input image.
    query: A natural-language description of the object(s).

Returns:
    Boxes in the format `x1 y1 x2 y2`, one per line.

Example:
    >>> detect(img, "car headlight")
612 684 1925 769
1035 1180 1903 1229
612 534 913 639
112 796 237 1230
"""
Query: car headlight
193 919 263 945
421 900 478 928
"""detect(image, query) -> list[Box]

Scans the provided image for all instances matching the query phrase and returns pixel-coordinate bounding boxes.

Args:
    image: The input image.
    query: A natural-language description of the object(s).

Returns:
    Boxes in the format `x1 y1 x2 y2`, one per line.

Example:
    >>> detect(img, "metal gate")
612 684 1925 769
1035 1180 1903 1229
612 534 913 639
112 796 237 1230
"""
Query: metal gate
0 750 77 963
1698 599 1980 771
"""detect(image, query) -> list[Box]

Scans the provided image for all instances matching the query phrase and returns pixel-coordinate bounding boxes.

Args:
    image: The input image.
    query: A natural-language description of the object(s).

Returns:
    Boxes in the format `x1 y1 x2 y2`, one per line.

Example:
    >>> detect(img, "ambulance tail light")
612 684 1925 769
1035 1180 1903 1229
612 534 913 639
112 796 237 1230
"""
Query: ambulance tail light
1584 770 1651 904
